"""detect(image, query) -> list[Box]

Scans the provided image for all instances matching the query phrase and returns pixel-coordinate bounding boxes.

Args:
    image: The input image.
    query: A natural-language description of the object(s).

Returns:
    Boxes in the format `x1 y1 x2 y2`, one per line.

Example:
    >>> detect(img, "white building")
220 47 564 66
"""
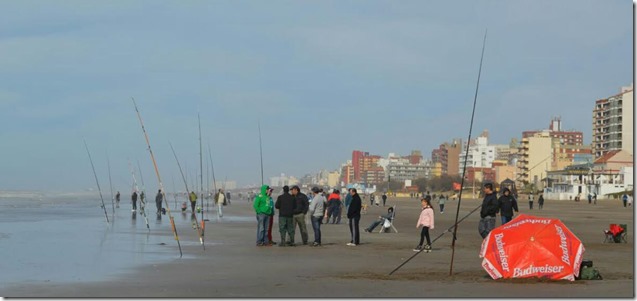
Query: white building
379 153 430 181
458 136 496 174
269 174 299 187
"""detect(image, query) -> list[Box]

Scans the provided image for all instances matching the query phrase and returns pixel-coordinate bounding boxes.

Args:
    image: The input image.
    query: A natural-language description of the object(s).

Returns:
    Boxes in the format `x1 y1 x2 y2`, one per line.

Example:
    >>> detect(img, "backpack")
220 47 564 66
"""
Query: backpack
579 266 602 280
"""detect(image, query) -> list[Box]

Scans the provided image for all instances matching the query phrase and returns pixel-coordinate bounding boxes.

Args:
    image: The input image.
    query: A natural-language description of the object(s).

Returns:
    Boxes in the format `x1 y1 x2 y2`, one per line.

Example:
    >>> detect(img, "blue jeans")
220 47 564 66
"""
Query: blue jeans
501 216 513 225
479 216 496 239
256 214 270 244
311 216 322 244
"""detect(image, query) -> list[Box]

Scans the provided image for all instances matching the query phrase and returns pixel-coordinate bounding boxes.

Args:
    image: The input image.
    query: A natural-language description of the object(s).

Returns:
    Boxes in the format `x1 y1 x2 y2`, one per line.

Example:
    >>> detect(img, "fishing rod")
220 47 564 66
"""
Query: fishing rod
388 203 483 275
169 142 205 249
258 120 264 186
449 29 487 276
107 153 115 218
132 97 183 258
172 175 178 211
128 159 150 231
208 143 218 206
83 139 109 223
198 113 206 246
206 148 210 219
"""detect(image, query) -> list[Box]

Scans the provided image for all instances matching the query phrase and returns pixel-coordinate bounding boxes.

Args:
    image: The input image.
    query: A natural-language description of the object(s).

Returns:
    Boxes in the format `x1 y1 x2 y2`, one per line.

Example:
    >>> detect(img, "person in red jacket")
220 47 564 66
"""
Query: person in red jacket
414 198 434 252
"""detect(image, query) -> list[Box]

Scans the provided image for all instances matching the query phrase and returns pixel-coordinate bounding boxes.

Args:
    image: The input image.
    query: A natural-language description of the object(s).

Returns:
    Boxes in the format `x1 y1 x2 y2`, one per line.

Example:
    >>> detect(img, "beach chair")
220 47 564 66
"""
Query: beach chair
603 224 627 243
379 205 398 233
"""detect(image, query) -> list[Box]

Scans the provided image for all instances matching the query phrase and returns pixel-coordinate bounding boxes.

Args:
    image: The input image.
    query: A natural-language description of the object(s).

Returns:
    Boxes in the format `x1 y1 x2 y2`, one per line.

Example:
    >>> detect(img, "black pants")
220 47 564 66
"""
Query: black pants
191 201 196 212
349 216 360 245
132 199 137 210
529 201 533 210
382 198 386 206
419 226 431 246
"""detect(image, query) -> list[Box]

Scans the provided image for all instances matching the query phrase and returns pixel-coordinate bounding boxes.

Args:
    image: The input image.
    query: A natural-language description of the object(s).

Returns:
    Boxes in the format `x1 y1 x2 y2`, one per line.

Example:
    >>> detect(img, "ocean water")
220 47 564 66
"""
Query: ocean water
0 193 197 289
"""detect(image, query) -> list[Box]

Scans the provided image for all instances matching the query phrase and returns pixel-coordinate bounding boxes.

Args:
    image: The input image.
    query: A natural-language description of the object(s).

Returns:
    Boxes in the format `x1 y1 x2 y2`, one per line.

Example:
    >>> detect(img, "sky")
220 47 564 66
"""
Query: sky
0 0 633 192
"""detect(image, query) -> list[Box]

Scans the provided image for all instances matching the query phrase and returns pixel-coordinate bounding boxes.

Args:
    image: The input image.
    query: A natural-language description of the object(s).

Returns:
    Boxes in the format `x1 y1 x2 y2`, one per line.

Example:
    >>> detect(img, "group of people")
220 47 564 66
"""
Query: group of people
253 185 365 247
622 193 633 207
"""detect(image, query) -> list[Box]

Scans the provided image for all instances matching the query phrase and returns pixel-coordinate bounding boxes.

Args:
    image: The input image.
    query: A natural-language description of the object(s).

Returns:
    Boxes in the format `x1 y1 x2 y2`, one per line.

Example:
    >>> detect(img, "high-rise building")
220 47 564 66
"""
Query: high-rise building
458 136 497 175
431 139 462 176
592 84 634 159
517 131 554 187
379 153 430 182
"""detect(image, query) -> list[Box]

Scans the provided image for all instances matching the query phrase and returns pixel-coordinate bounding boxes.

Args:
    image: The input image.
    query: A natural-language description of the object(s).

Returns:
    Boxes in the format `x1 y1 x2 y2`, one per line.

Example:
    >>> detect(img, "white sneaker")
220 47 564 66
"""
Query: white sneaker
346 243 355 246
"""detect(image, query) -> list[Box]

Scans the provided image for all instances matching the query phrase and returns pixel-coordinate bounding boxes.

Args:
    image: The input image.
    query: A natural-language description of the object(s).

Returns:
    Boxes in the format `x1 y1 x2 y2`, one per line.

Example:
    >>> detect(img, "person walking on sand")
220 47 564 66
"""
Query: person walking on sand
275 185 296 246
131 191 138 212
593 192 597 205
528 193 534 210
115 191 121 208
414 198 434 252
189 191 198 214
155 189 163 215
326 189 342 224
253 185 273 246
382 193 387 207
214 189 225 218
498 188 518 225
308 187 326 246
438 194 446 214
538 193 545 210
622 193 628 207
479 183 499 239
628 195 633 207
587 193 592 204
347 188 362 246
291 185 309 245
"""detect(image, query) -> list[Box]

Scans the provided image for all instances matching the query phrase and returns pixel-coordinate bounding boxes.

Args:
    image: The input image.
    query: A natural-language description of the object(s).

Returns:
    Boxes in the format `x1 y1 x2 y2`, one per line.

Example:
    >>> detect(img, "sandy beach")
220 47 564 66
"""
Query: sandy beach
2 195 633 298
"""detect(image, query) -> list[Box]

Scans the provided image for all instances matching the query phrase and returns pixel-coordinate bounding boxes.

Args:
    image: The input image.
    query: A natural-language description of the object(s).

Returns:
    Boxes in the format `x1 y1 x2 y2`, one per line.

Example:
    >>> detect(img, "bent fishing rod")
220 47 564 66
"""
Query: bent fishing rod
132 97 183 258
449 29 487 276
388 202 483 275
128 159 150 231
107 153 115 218
208 143 218 209
170 142 205 250
198 113 205 240
83 139 109 223
258 120 264 186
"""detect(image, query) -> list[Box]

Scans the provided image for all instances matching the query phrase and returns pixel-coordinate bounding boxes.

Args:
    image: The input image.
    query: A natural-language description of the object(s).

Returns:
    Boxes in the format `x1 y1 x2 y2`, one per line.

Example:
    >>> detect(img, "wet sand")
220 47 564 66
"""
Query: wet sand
3 196 634 297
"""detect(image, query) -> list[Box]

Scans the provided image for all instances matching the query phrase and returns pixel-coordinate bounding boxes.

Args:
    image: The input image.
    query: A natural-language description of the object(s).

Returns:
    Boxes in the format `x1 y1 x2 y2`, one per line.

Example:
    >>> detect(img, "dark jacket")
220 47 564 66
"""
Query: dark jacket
498 193 518 217
538 195 544 205
480 192 499 218
347 193 362 219
275 192 296 218
293 192 309 215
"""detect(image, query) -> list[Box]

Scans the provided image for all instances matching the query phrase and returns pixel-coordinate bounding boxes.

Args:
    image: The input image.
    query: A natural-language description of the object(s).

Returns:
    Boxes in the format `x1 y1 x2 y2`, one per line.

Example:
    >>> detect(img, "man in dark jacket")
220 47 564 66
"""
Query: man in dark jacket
291 185 309 245
275 185 296 246
347 188 362 246
479 183 499 238
498 188 518 225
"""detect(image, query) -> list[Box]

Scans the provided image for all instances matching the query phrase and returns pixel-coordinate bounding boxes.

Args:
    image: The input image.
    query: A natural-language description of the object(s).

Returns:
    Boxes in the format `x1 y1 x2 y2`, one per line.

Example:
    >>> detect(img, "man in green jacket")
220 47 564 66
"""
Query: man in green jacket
253 185 273 246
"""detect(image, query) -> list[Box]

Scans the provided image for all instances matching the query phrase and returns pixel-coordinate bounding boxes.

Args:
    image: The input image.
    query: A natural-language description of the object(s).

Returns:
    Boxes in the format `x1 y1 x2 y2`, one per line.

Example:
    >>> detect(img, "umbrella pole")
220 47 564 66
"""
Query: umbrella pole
449 30 487 276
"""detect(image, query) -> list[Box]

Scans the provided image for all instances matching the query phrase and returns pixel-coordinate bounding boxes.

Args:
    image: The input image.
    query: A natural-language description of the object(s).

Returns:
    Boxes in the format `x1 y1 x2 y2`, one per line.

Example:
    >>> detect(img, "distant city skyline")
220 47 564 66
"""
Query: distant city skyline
0 1 632 191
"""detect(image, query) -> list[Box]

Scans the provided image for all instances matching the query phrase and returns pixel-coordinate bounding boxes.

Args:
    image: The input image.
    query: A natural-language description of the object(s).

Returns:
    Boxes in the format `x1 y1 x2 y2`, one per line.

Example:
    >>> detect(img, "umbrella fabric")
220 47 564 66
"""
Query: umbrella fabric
479 214 585 281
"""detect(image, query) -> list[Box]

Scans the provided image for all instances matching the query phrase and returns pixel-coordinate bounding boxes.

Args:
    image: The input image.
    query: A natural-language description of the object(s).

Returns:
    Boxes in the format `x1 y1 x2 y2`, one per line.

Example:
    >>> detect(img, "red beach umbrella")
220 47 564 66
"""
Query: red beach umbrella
479 214 585 281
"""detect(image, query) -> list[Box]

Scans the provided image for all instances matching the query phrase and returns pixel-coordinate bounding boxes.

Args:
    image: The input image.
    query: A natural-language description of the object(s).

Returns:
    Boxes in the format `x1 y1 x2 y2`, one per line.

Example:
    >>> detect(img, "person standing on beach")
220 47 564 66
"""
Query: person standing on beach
345 188 353 211
327 190 342 224
253 185 273 246
347 188 362 246
382 193 387 207
308 187 326 246
587 193 592 204
266 187 276 245
215 189 225 218
479 183 499 239
424 191 432 203
116 191 121 208
155 189 163 215
140 191 145 208
131 191 138 212
528 193 534 210
370 193 375 206
498 188 518 225
291 185 309 245
275 185 296 246
414 198 434 252
189 191 198 214
538 193 545 210
437 194 446 214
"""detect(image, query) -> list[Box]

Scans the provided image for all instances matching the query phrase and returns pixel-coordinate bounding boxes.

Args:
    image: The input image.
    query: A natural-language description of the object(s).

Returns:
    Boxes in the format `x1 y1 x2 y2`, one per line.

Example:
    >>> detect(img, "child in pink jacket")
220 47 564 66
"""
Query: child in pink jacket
414 198 435 252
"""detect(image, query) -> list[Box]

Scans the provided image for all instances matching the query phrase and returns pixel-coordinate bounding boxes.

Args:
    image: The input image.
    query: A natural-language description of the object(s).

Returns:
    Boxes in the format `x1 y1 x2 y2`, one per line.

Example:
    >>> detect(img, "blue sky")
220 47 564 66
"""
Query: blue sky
0 1 632 191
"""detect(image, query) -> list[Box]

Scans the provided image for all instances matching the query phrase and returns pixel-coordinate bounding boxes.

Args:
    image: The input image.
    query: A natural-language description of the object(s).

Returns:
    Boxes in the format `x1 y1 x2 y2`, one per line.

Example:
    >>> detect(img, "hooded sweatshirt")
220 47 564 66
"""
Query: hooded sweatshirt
275 191 296 217
308 193 326 217
253 185 273 215
293 192 309 215
417 206 434 229
498 188 518 217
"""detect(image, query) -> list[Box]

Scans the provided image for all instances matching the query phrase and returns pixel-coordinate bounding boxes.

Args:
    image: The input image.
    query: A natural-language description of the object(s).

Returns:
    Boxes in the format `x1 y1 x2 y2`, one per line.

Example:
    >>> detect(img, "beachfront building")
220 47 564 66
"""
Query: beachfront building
340 161 354 185
269 174 299 187
432 139 462 176
379 152 431 182
327 171 340 187
543 150 634 200
458 136 497 175
592 84 634 159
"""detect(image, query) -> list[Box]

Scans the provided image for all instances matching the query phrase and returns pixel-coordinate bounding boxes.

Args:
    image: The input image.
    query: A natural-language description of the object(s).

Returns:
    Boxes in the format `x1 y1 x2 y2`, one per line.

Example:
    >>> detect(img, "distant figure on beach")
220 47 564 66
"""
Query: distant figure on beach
291 185 309 245
382 193 387 207
576 193 581 202
528 193 534 210
498 188 518 225
593 192 597 205
347 188 362 246
215 189 225 218
425 191 432 203
308 187 326 247
253 185 273 246
115 191 120 208
587 193 592 204
326 189 342 224
131 191 138 212
226 192 232 205
275 185 296 246
266 187 276 245
414 198 434 252
370 193 375 206
538 193 544 210
479 183 499 239
140 191 145 204
622 193 628 207
181 201 187 213
155 189 163 215
437 194 446 214
189 191 197 213
364 207 394 233
628 195 633 207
